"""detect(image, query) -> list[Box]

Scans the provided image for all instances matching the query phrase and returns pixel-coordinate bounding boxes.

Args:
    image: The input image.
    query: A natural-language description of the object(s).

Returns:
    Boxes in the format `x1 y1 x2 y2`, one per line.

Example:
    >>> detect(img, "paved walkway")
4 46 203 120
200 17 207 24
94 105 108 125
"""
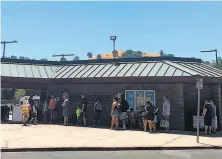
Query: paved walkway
1 124 222 150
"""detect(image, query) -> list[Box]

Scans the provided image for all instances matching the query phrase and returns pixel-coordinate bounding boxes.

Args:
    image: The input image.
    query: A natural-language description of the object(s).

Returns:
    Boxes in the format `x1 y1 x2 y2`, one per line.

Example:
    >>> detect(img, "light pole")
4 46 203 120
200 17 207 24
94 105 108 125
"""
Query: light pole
201 49 218 69
1 40 18 58
110 36 117 51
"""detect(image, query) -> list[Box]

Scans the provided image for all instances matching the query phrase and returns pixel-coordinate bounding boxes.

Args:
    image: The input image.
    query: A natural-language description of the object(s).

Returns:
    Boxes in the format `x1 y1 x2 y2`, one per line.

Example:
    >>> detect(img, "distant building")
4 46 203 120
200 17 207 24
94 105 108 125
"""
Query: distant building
89 50 160 59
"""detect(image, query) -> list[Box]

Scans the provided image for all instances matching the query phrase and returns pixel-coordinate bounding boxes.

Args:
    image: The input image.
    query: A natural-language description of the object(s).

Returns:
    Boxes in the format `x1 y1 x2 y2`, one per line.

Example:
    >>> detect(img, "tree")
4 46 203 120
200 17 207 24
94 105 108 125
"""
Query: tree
19 56 25 60
60 57 67 61
97 54 102 59
122 50 143 58
87 52 93 58
10 55 17 59
73 56 80 60
14 89 26 101
40 58 48 61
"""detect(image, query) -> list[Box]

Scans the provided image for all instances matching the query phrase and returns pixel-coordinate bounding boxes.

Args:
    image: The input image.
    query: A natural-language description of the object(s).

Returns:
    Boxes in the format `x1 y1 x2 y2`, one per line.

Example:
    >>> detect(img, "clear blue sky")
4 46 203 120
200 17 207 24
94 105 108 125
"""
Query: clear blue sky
1 1 222 61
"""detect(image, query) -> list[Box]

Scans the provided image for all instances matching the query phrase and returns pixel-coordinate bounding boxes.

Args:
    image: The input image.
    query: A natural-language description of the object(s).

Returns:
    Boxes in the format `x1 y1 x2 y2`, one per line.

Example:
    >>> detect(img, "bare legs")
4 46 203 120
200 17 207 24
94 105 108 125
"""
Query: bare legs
110 116 119 130
143 120 148 131
205 126 211 134
148 120 153 133
64 117 68 126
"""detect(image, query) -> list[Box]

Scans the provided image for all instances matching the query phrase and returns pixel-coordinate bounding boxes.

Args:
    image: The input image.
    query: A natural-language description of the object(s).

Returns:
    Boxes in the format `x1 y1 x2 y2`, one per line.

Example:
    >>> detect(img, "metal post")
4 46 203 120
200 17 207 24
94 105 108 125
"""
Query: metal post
215 49 218 69
3 43 6 58
197 88 200 143
113 40 115 51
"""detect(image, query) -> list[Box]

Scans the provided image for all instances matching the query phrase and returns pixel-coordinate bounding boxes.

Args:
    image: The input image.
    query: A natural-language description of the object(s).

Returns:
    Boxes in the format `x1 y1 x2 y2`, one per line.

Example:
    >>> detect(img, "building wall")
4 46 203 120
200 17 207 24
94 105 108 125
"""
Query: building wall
47 83 185 130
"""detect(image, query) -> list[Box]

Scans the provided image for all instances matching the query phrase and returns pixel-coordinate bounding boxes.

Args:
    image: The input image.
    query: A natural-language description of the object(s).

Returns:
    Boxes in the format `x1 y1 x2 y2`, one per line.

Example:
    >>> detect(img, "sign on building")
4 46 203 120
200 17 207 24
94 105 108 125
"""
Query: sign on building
196 78 203 90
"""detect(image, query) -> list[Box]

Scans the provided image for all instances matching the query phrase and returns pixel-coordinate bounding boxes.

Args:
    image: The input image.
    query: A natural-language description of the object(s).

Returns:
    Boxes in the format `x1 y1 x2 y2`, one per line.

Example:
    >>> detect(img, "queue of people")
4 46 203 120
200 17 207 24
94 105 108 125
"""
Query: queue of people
202 100 217 134
19 93 218 135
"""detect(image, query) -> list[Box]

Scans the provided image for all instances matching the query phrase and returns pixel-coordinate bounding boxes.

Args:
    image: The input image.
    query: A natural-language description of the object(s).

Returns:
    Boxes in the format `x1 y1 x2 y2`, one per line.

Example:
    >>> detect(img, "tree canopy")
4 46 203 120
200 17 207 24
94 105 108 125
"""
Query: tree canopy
73 56 80 60
122 50 143 58
87 52 93 58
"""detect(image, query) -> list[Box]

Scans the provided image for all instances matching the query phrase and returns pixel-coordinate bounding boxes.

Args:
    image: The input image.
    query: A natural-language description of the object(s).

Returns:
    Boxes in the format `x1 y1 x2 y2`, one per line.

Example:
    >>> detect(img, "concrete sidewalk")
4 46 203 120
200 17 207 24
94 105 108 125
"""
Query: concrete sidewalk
1 124 222 151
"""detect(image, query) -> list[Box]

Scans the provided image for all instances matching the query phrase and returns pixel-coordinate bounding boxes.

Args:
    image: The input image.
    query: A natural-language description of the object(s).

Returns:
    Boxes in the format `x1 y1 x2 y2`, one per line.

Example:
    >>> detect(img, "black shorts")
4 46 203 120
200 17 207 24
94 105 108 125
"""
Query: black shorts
94 110 101 121
204 116 212 126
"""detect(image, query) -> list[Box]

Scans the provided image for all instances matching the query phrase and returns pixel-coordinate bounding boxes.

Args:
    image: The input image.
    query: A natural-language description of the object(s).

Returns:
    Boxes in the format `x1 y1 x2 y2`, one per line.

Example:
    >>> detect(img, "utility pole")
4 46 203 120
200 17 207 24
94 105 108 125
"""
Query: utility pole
201 49 218 69
1 40 18 58
52 53 74 61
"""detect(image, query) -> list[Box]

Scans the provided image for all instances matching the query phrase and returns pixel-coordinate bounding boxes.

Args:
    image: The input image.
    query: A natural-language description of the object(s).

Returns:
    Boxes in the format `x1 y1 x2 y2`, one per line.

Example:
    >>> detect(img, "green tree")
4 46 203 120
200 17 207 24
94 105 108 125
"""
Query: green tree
73 56 80 60
60 57 67 61
14 89 26 100
97 54 102 59
10 55 17 59
87 52 93 58
122 50 143 58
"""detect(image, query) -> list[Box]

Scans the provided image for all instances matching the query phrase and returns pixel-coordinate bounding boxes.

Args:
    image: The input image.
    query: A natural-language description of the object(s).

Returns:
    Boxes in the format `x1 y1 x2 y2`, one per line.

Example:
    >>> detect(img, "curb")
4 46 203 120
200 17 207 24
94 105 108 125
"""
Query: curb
2 146 222 152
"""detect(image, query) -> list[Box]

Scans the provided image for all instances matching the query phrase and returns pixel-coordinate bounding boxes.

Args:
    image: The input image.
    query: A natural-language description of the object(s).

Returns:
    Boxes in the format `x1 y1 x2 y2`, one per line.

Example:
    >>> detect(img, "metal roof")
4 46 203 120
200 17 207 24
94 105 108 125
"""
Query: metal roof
1 60 222 79
1 63 59 78
52 61 222 78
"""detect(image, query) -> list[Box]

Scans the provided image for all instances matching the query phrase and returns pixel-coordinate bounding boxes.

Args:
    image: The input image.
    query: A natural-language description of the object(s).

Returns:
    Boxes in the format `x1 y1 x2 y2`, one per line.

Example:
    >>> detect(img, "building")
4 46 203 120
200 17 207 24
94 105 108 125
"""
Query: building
89 50 160 60
1 57 222 130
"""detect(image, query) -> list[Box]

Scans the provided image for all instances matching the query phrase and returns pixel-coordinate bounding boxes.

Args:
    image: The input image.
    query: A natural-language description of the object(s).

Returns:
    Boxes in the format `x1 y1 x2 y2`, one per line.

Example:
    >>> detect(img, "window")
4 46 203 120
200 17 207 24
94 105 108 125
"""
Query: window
125 90 156 112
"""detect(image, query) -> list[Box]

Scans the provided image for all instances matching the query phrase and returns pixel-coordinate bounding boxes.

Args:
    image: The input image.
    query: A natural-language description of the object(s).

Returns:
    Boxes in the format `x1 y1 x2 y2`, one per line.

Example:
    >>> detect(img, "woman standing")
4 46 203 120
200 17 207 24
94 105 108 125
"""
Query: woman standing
145 101 155 133
62 97 69 126
110 98 120 130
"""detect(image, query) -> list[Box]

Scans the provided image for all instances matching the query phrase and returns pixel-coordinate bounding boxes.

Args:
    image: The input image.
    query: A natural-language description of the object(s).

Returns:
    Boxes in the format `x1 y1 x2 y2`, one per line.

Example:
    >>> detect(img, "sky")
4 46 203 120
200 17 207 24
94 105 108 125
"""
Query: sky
1 1 222 61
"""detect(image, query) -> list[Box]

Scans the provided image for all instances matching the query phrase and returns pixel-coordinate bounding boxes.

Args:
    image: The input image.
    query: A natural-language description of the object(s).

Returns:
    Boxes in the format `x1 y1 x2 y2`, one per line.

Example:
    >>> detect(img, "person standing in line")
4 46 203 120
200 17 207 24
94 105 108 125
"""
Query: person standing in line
48 95 56 124
210 100 217 133
30 101 38 125
28 95 34 121
93 98 102 127
152 106 159 132
21 101 31 126
129 108 135 129
110 97 120 130
203 100 213 135
62 97 69 126
162 96 170 133
119 95 129 130
42 100 48 123
80 94 88 126
76 106 81 126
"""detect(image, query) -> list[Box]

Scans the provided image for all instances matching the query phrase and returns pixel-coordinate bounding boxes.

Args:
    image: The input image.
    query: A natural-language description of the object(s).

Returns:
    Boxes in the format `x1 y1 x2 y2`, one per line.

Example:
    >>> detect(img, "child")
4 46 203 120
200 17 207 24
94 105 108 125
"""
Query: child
76 106 81 126
129 108 135 129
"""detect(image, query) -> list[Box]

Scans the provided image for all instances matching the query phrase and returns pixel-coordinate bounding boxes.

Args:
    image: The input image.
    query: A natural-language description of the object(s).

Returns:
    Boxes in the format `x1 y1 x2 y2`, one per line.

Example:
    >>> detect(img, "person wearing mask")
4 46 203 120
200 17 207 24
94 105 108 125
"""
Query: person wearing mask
162 96 170 133
80 94 88 126
48 95 56 124
119 95 129 130
93 98 102 127
210 100 217 133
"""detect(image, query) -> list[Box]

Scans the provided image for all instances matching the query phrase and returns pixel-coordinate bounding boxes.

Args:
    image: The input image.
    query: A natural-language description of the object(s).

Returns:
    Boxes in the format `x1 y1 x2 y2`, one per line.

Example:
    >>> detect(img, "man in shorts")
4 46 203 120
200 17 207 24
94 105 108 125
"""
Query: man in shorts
80 94 88 126
48 95 56 123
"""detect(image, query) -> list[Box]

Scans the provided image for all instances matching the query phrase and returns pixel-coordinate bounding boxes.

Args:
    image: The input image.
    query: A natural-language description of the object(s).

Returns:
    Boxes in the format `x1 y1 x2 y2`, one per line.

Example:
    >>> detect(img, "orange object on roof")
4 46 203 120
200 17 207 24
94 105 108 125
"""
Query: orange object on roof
89 50 160 60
